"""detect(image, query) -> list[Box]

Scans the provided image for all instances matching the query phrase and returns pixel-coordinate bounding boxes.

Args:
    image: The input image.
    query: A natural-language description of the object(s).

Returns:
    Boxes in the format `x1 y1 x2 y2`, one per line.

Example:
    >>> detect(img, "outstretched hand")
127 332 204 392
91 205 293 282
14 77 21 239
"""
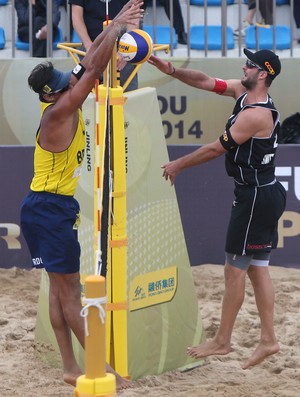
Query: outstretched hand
148 55 174 75
114 0 144 29
161 159 182 186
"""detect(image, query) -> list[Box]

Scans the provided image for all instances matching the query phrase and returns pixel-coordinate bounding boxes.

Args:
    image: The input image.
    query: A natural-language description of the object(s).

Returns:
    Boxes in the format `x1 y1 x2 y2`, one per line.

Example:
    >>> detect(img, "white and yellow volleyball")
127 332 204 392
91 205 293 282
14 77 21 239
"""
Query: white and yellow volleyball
118 29 153 64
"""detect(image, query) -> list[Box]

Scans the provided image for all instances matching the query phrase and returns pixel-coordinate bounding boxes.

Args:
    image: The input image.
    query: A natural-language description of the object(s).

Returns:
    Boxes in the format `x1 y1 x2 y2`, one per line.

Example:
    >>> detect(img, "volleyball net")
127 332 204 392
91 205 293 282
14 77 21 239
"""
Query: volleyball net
35 40 205 381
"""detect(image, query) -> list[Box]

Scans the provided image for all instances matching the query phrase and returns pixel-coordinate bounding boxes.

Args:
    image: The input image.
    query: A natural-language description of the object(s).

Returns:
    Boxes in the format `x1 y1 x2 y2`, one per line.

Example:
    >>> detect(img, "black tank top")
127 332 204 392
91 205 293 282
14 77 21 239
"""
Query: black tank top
225 92 280 187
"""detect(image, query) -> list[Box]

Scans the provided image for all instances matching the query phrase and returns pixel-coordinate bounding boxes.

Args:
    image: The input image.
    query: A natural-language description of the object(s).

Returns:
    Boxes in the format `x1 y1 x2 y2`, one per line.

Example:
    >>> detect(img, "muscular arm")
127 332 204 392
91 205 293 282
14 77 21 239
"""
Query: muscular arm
162 139 226 185
148 54 245 99
162 106 275 186
40 0 143 151
54 0 142 113
230 106 275 143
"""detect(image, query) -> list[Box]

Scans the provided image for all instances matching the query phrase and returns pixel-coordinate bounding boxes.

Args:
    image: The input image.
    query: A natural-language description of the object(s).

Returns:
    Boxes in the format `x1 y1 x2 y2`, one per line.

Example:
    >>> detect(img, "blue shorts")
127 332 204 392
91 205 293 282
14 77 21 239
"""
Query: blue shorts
20 191 81 274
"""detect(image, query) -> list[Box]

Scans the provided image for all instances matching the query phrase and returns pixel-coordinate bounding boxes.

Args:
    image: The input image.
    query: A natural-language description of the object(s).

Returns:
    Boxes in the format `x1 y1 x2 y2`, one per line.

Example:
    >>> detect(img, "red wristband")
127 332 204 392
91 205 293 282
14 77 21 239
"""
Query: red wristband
212 78 227 95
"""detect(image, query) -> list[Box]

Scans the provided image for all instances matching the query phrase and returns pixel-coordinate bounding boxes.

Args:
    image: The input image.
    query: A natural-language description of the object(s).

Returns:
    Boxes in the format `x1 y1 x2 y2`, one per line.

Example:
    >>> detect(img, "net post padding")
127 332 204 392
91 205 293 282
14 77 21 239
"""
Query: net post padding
96 41 129 376
74 275 116 397
109 84 128 376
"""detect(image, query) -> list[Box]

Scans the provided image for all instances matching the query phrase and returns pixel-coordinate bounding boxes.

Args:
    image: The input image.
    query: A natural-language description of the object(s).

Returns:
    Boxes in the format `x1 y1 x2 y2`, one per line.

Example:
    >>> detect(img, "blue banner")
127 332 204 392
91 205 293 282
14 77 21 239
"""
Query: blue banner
1 144 300 269
0 146 33 269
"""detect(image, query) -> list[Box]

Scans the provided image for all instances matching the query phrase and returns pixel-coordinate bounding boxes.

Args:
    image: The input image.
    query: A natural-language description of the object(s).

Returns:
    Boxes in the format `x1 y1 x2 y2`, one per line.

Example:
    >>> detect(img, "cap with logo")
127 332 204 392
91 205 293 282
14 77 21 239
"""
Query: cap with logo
244 48 281 80
42 69 72 94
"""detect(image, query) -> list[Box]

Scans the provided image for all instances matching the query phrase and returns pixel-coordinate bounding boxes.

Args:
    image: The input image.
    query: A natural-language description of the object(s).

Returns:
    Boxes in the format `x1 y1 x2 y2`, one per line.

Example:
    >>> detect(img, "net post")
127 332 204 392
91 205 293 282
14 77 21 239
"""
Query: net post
74 275 116 397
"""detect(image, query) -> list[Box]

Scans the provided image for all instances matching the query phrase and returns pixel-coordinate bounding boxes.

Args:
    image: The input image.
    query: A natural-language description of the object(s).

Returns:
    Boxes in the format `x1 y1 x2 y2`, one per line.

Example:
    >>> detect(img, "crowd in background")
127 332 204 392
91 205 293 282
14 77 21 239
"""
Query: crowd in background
6 0 300 57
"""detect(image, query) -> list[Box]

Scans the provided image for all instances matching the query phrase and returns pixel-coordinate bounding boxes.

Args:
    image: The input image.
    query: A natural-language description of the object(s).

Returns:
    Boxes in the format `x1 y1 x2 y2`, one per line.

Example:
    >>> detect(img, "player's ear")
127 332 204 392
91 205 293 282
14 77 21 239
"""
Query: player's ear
259 70 268 79
42 93 57 102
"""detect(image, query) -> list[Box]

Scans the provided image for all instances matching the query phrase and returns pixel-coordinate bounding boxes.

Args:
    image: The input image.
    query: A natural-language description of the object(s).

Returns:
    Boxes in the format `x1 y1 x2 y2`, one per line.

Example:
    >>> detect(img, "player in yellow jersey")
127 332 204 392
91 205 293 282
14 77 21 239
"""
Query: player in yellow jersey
20 0 143 390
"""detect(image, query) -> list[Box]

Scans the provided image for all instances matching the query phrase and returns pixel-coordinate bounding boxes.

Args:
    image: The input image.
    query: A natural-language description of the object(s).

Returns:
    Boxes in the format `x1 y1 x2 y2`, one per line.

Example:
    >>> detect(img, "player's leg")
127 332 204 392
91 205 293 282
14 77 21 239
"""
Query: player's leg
48 271 83 386
187 254 250 359
214 261 247 345
242 256 279 369
241 182 285 368
33 193 84 385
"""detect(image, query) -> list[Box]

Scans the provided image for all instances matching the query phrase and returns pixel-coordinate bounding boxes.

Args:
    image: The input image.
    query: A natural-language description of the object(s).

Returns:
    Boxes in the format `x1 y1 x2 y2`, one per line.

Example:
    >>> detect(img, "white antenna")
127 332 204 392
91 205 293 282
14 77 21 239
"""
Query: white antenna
99 0 111 24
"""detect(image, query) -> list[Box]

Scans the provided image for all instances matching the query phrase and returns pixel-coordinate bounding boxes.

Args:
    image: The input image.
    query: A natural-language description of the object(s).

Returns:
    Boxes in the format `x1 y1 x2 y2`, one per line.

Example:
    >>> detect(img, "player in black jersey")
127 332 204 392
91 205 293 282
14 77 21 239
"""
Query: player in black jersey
149 49 286 369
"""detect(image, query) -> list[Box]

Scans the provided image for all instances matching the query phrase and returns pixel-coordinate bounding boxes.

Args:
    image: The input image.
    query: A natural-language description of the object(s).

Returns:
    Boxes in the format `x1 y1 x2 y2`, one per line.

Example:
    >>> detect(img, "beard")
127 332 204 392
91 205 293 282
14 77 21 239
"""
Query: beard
241 74 258 90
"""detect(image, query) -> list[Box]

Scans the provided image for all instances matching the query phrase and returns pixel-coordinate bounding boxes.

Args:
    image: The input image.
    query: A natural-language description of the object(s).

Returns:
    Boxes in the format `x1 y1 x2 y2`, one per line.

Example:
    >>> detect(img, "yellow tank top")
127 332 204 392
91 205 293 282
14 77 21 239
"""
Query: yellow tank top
30 102 86 196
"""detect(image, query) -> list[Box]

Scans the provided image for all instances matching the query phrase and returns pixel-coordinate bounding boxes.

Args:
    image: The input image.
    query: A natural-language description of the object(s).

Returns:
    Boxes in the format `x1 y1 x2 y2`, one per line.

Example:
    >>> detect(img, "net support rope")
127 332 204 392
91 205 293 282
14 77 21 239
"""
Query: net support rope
80 296 107 336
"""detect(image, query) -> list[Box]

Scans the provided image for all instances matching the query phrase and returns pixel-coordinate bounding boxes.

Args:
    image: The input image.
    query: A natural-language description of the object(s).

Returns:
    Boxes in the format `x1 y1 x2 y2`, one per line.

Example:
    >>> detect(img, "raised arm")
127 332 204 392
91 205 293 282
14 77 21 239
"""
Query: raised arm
148 54 245 99
56 0 143 114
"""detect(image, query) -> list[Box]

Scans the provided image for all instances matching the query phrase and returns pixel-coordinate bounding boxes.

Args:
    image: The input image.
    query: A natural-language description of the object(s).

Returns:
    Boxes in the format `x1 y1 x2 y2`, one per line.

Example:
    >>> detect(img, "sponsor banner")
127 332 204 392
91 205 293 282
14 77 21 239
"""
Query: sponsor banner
169 144 300 268
129 266 177 311
2 144 300 270
1 58 300 148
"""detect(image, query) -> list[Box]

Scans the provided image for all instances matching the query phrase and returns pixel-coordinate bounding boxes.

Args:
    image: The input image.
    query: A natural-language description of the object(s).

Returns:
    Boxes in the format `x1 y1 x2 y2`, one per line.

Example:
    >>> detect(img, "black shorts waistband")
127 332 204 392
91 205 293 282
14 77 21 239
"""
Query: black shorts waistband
234 179 276 189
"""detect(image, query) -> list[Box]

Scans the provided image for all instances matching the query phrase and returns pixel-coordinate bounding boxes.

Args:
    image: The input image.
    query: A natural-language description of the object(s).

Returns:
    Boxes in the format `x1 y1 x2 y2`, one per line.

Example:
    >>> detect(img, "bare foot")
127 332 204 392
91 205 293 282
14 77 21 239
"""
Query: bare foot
64 369 132 390
106 365 133 391
187 338 231 359
242 341 280 369
114 373 133 391
63 370 82 387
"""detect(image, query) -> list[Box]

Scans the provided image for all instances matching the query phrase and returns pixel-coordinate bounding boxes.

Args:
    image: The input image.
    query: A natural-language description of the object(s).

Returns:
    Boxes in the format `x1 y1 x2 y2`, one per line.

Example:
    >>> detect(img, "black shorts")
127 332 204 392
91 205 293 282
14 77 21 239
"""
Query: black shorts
225 181 286 256
20 191 81 274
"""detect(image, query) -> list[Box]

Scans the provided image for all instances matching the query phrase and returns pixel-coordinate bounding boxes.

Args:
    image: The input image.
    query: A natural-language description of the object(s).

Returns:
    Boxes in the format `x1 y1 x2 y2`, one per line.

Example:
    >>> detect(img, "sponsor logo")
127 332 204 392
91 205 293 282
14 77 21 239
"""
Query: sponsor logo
264 61 275 75
246 242 272 250
73 64 82 75
261 153 275 165
223 131 229 141
118 44 130 51
42 84 51 93
129 267 178 311
32 257 43 267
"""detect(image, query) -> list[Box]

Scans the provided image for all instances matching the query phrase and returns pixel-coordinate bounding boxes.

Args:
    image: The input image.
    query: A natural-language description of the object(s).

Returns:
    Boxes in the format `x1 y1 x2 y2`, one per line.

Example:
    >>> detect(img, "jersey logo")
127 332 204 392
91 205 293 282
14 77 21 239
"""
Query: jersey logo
73 166 82 178
261 154 275 164
223 131 229 141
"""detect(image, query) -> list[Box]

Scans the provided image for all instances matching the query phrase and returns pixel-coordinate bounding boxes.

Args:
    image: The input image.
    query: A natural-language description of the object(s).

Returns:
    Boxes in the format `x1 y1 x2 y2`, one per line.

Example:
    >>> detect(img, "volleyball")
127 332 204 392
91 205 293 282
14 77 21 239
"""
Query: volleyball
118 29 153 64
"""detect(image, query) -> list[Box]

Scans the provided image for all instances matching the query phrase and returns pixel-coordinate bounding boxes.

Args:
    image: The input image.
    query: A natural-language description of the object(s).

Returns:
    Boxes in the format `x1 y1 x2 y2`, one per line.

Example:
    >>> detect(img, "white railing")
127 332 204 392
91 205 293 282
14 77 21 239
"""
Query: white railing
0 0 298 58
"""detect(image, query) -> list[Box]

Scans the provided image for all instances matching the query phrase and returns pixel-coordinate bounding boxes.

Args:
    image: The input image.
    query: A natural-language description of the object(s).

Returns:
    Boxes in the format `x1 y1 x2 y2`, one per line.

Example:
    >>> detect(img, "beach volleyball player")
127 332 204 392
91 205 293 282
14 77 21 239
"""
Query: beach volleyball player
148 49 286 369
20 0 143 389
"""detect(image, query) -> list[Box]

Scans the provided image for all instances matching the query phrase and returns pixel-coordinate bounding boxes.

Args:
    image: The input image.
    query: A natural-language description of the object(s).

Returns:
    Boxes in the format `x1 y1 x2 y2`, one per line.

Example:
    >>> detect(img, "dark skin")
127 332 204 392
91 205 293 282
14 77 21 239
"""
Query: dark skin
35 0 144 390
39 0 143 153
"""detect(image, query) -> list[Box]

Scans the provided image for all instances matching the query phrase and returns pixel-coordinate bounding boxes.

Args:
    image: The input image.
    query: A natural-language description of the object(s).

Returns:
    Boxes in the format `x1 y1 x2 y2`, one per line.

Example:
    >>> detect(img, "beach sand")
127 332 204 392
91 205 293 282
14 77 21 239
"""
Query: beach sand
1 264 299 397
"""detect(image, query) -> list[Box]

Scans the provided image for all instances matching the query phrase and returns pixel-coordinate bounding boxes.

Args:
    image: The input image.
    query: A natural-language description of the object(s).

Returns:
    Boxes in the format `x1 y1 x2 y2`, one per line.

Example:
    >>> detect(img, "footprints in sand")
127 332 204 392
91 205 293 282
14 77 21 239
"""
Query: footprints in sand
0 318 8 326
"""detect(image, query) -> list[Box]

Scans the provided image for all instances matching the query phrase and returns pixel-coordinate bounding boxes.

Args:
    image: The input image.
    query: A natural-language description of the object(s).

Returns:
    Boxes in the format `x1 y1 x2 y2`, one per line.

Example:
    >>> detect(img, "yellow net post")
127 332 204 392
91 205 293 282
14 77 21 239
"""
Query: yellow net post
108 85 128 376
74 275 116 397
104 31 129 377
93 22 129 377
